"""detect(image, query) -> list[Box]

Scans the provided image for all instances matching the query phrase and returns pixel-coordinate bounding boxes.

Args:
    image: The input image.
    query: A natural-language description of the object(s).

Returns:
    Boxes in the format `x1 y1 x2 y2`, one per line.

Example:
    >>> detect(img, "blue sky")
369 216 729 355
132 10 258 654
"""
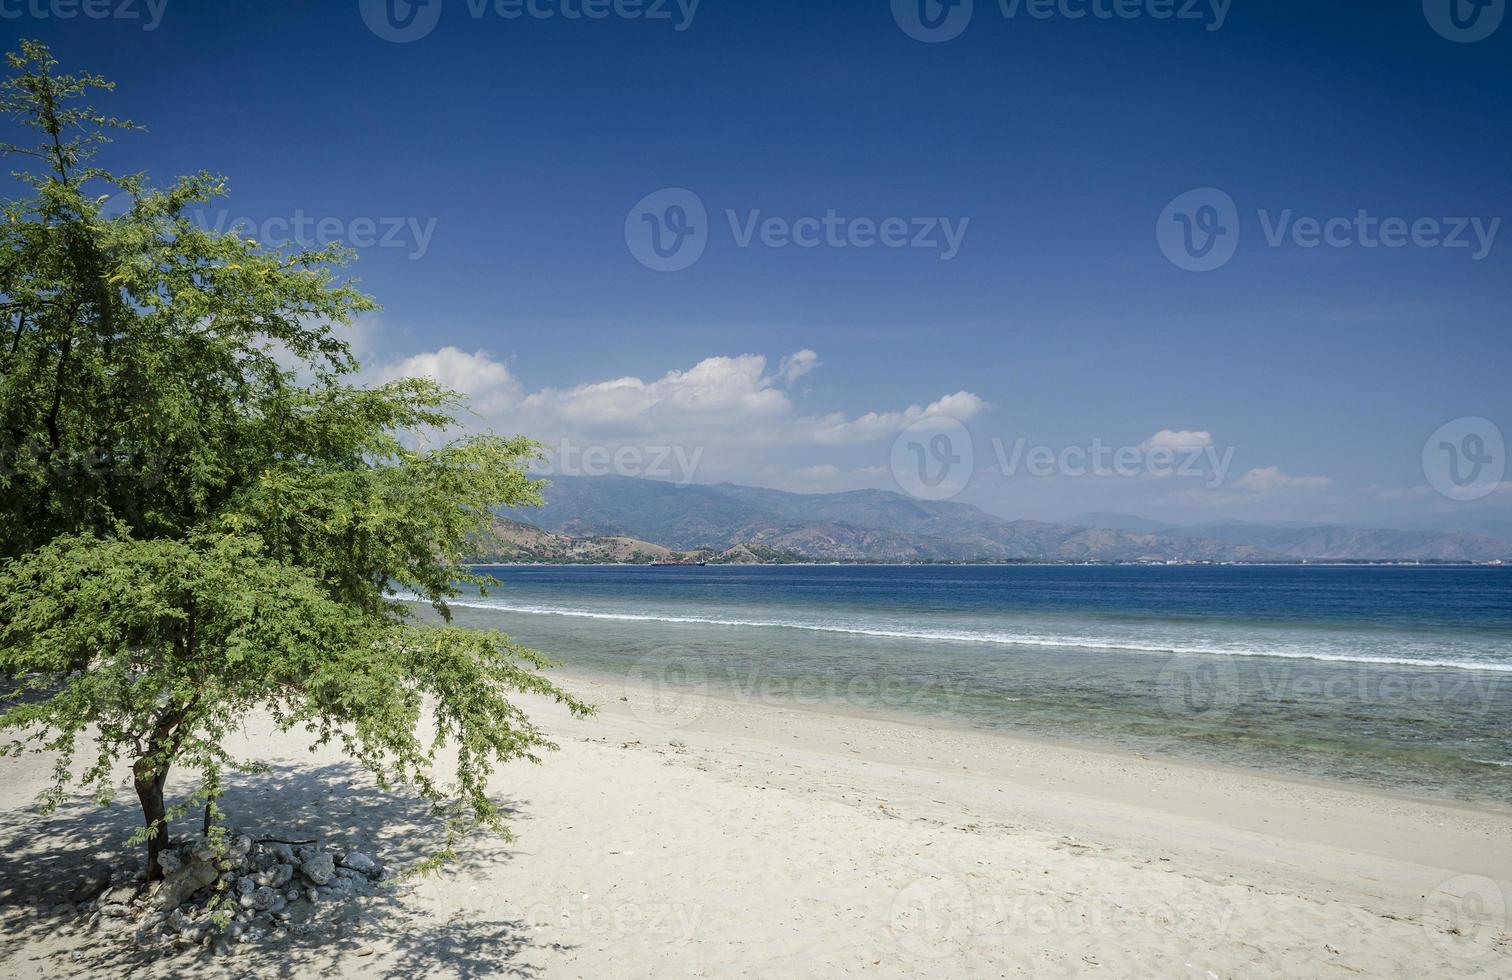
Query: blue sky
5 0 1510 530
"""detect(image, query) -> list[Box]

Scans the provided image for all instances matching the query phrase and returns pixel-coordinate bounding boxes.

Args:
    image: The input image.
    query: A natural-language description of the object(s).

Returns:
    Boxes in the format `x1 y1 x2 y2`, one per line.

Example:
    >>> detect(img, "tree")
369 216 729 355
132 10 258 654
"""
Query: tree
0 41 590 882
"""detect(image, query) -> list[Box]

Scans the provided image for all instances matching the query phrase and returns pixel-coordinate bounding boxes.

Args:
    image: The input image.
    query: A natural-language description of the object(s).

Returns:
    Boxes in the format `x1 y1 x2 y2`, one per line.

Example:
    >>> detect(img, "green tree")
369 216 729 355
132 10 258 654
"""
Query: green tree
0 41 590 881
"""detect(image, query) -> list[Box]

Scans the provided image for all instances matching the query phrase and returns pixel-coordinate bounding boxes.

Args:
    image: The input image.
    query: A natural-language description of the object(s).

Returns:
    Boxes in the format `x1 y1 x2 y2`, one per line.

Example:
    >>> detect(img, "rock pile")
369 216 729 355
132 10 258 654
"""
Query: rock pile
79 831 386 952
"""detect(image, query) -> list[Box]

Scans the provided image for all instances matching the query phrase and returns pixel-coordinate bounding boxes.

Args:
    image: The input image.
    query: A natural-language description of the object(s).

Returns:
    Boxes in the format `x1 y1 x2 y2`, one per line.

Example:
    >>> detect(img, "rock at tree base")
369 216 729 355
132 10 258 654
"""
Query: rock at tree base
79 829 386 957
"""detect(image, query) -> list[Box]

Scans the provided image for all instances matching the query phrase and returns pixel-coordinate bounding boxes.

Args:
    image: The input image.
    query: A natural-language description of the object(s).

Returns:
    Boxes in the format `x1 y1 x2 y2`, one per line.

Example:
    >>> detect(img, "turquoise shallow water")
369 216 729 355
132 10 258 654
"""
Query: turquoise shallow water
420 564 1512 804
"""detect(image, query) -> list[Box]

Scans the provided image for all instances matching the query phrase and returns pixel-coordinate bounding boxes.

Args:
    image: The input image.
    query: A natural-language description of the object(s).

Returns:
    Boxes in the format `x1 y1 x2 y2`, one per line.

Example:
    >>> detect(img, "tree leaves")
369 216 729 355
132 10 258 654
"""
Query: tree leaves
0 41 590 870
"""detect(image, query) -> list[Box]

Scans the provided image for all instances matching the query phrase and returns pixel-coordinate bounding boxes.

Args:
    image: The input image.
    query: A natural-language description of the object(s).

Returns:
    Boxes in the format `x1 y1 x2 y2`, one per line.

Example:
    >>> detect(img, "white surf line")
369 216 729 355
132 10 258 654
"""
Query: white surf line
401 596 1512 675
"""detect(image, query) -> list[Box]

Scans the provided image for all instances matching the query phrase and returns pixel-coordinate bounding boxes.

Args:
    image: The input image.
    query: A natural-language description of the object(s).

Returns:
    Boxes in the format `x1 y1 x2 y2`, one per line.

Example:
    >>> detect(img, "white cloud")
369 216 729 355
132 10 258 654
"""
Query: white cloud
778 349 820 385
375 346 521 414
518 353 791 429
1140 429 1214 452
812 391 989 444
361 346 986 486
1232 467 1333 493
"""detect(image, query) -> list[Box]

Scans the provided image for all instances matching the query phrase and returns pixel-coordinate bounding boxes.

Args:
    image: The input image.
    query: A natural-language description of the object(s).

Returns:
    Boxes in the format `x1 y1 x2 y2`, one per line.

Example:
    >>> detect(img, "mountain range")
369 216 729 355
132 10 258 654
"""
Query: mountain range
471 476 1512 564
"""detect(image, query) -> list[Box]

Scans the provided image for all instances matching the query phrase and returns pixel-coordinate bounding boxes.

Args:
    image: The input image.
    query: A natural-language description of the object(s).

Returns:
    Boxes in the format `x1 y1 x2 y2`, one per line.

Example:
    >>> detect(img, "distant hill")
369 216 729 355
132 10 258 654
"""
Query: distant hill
469 517 675 564
513 477 1276 562
505 476 1512 564
1073 512 1512 562
1068 512 1178 534
1153 522 1512 563
470 516 801 565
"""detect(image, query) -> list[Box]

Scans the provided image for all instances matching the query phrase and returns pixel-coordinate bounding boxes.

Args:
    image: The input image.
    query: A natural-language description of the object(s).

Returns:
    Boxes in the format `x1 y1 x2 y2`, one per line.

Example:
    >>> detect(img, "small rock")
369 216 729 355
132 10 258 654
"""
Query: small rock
158 851 184 875
102 883 138 906
100 902 131 918
251 886 276 911
300 853 335 886
254 862 295 888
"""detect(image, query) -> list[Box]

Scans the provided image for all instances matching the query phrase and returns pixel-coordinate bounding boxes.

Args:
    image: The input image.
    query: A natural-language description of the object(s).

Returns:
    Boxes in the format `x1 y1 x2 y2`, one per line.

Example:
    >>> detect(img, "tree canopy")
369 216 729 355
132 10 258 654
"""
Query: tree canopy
0 40 589 881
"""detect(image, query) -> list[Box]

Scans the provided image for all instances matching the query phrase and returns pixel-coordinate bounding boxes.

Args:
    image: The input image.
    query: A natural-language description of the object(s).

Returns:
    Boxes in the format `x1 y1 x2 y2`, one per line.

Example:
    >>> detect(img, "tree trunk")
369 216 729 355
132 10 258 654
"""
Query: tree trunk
133 764 170 881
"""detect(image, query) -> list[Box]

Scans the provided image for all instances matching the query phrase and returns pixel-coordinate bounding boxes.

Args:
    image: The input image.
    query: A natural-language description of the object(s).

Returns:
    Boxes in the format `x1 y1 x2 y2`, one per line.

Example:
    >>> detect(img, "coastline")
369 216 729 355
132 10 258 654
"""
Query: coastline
558 663 1512 813
3 672 1509 978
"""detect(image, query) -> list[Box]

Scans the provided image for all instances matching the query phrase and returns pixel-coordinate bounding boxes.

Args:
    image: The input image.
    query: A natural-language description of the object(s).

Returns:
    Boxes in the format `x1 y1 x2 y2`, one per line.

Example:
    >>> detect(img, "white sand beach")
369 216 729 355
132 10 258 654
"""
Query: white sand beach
2 672 1509 979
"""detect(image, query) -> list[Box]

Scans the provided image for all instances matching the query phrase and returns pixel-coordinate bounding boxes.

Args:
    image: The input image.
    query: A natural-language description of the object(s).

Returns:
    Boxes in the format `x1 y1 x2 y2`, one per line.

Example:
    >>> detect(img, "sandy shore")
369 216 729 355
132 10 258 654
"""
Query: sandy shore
2 671 1509 978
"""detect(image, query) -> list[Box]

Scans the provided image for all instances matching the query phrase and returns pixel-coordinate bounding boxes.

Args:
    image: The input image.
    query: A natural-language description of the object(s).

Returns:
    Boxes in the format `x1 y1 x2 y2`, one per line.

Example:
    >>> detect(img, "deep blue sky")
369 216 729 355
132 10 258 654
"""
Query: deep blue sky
4 1 1509 529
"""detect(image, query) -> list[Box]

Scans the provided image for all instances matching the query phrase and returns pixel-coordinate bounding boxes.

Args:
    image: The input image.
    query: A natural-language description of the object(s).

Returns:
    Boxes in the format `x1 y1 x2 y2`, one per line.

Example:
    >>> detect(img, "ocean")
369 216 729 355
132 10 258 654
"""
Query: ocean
425 564 1512 805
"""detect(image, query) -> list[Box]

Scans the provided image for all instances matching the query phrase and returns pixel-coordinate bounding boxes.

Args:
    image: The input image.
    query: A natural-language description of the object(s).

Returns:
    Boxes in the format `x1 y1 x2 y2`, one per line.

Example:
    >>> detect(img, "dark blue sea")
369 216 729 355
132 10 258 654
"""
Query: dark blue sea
427 564 1512 804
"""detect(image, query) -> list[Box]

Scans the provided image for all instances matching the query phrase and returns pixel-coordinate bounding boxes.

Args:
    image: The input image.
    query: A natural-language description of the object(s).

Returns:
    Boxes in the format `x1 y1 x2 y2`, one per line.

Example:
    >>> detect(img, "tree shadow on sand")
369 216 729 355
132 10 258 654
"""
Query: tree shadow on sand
0 760 567 979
